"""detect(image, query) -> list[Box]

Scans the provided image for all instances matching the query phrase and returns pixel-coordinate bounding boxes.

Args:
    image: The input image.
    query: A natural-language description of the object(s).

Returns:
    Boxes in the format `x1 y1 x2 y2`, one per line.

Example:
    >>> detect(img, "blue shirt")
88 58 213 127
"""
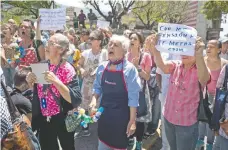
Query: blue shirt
93 60 141 107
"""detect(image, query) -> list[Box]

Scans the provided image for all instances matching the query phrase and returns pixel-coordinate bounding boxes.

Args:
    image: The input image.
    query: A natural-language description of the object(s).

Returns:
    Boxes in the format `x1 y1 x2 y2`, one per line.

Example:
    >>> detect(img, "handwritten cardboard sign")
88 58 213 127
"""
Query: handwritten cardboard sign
97 20 110 28
155 23 197 56
39 8 66 30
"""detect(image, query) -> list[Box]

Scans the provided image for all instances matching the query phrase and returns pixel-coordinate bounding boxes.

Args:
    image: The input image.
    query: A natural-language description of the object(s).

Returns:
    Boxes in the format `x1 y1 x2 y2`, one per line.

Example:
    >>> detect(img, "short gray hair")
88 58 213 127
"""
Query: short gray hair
109 35 130 53
69 28 75 35
53 33 69 51
53 33 70 58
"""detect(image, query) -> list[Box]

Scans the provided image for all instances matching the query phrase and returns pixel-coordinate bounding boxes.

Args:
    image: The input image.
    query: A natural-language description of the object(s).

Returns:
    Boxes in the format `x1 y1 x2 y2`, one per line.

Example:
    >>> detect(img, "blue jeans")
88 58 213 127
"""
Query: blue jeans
2 67 15 88
213 135 228 150
164 118 198 150
146 92 161 132
160 94 170 150
198 121 215 144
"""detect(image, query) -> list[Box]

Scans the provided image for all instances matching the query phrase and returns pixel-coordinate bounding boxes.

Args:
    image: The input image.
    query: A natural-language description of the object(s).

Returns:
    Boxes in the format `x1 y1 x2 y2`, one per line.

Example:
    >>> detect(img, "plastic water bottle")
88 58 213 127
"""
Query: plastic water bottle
80 121 88 128
93 107 104 122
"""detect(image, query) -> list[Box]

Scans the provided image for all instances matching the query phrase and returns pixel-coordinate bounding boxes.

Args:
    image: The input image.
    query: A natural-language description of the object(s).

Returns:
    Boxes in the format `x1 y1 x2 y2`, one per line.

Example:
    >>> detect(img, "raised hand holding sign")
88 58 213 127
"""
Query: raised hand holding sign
155 23 197 56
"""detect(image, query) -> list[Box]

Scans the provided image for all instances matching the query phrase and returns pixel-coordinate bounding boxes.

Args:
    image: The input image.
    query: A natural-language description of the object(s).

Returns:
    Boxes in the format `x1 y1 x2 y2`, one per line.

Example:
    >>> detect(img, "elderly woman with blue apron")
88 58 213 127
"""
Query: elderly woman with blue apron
91 35 141 150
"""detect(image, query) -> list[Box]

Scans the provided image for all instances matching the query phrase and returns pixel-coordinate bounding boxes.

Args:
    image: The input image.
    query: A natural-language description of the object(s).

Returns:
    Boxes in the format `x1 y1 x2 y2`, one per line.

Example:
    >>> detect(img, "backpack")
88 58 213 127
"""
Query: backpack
10 88 32 116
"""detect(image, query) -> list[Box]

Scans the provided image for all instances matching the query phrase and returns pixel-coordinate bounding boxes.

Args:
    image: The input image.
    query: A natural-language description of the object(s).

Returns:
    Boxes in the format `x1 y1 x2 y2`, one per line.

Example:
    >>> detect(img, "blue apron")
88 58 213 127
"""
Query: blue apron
98 61 130 149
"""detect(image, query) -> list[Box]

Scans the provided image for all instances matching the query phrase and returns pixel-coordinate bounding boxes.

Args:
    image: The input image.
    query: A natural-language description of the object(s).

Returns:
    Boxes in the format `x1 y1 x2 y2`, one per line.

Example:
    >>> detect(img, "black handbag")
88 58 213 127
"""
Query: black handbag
137 53 148 118
197 83 212 123
137 80 148 117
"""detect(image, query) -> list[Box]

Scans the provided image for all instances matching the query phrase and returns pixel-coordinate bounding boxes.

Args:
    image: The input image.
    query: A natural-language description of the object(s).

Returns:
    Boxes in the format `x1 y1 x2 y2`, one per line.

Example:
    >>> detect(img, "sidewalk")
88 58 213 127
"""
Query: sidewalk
74 123 160 150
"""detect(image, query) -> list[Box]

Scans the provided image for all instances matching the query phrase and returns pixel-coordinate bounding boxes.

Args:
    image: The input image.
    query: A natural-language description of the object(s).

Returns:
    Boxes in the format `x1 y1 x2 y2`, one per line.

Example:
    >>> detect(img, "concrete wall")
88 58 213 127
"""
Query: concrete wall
195 1 212 42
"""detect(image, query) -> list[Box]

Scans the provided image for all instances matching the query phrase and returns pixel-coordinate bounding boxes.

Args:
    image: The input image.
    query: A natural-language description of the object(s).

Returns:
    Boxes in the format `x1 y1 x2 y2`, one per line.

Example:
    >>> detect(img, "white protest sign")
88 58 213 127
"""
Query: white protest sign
30 63 50 84
39 8 66 30
155 23 197 56
97 20 110 28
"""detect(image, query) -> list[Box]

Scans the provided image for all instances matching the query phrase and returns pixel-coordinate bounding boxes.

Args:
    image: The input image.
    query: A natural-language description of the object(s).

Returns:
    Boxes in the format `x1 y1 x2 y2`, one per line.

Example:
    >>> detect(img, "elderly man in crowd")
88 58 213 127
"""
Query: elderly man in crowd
219 36 228 60
91 35 141 150
150 34 210 150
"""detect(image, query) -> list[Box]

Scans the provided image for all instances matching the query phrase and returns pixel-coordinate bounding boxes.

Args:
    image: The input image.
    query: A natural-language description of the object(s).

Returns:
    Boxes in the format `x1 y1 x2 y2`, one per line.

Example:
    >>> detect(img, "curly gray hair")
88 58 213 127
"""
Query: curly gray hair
109 34 130 53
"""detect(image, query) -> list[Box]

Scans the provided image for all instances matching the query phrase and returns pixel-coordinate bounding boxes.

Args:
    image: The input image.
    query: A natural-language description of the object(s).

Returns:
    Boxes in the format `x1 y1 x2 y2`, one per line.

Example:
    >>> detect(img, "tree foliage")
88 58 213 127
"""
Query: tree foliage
132 1 190 29
1 1 55 19
83 0 139 27
202 1 228 20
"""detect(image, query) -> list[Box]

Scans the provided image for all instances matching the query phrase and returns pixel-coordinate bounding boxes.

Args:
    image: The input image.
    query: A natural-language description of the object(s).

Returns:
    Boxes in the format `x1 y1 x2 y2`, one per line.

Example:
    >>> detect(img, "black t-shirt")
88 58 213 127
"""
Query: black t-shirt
10 89 32 115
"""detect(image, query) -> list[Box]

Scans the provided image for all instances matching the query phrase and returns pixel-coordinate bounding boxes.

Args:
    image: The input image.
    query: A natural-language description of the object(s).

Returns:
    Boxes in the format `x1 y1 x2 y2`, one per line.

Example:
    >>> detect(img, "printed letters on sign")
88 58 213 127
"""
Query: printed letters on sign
155 23 197 56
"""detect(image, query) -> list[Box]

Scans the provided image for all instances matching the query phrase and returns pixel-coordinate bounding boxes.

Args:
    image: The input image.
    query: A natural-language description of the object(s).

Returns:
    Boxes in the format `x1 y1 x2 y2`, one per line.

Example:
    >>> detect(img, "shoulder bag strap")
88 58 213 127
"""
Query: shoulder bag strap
1 81 20 121
138 52 146 93
198 82 203 100
223 65 228 90
198 82 209 100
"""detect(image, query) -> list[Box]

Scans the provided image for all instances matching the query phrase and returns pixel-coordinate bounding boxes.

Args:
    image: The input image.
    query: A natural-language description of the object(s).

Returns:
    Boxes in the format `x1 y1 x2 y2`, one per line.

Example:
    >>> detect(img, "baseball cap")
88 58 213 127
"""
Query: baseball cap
219 36 228 43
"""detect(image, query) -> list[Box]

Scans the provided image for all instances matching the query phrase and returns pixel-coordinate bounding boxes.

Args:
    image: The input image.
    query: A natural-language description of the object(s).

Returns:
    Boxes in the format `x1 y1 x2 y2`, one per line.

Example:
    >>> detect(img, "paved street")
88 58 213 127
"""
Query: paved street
74 123 99 150
74 123 162 150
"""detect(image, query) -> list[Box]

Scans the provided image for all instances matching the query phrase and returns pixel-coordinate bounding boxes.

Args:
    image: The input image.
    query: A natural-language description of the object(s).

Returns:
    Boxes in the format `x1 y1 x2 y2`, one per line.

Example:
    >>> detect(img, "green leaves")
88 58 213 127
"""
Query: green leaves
202 1 228 20
132 1 189 29
1 0 54 22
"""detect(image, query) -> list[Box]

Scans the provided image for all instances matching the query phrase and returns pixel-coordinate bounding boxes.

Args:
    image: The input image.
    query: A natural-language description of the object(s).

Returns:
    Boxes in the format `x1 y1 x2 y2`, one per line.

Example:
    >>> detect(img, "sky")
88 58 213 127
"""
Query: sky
54 0 111 15
54 0 228 37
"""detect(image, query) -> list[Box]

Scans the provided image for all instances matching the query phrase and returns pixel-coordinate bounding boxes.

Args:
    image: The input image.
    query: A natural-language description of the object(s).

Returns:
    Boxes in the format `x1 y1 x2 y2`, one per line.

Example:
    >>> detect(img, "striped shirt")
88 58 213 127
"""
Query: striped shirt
163 61 200 126
0 96 13 140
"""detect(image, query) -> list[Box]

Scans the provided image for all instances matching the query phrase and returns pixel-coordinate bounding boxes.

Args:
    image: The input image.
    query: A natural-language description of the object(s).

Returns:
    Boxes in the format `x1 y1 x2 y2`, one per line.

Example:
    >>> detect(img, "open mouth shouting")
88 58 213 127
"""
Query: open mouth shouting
109 51 114 55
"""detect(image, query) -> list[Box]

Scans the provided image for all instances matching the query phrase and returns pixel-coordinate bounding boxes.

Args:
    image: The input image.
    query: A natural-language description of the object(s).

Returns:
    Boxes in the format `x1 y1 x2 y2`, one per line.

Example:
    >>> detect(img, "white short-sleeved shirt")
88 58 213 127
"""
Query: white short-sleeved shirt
156 53 181 99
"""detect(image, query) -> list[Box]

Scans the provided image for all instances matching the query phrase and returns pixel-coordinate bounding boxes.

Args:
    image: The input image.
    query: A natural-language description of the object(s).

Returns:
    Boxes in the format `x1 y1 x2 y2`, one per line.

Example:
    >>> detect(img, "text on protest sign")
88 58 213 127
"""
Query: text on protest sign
39 8 66 30
155 23 197 56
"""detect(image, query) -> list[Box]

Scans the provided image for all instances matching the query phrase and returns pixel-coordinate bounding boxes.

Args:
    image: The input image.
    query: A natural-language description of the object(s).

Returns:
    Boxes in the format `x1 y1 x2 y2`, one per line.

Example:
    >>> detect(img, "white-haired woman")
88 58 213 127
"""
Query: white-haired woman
26 33 82 150
91 35 141 150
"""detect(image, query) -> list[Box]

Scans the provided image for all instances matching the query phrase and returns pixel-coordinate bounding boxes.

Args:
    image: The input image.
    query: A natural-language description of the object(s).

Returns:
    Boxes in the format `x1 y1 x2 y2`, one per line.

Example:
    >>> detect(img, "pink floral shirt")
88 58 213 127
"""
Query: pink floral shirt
18 42 38 68
37 62 75 116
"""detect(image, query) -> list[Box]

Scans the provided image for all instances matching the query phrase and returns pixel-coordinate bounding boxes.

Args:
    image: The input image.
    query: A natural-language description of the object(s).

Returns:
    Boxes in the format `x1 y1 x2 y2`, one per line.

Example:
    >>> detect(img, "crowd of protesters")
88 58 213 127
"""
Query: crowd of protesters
1 14 228 150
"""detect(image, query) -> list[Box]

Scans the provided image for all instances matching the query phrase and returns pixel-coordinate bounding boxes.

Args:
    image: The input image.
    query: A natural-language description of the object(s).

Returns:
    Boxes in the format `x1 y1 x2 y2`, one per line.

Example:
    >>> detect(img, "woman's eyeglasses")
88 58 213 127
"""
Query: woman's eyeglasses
47 41 60 47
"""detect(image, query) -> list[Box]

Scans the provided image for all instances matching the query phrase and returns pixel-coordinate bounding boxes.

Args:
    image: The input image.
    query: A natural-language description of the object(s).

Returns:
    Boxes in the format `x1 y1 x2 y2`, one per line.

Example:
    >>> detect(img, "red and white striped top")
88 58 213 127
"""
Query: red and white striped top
183 1 198 28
